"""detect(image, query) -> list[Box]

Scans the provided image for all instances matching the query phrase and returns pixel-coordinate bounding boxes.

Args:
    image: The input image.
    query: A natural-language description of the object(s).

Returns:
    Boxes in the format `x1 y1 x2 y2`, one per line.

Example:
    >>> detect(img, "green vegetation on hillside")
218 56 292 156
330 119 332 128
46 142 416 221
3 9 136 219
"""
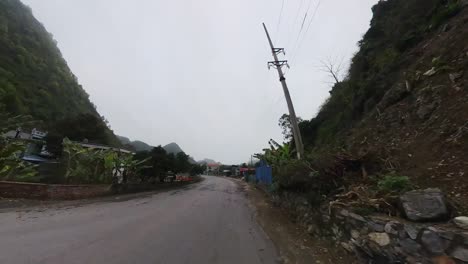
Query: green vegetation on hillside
0 0 118 146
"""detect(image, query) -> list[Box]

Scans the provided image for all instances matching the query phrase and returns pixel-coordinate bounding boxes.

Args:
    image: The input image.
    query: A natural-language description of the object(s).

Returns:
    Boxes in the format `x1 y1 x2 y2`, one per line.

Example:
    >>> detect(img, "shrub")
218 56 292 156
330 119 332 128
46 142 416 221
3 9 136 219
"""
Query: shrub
431 0 462 28
274 159 313 191
374 48 400 71
377 173 411 193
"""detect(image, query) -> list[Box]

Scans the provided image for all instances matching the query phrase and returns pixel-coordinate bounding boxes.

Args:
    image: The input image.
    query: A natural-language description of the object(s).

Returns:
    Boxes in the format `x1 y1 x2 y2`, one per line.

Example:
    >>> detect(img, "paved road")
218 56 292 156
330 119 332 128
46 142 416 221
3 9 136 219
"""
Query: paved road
0 176 278 264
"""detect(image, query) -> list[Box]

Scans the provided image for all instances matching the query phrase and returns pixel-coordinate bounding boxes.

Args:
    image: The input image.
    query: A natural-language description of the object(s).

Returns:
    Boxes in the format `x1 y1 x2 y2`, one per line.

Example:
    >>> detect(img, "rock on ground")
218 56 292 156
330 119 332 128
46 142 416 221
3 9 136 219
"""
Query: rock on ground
368 232 391 246
400 188 449 222
453 217 468 230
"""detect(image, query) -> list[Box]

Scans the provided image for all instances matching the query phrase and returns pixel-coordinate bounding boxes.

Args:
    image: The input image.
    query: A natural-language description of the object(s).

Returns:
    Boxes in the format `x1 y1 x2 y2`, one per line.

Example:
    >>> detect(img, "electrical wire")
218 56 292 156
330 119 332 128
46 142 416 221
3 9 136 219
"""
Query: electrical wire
275 0 285 45
286 0 305 52
287 0 313 54
287 0 321 68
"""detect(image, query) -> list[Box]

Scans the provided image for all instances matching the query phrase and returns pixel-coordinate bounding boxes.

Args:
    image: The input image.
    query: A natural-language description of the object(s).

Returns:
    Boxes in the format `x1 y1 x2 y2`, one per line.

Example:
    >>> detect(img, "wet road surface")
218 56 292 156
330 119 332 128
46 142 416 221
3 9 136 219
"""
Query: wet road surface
0 176 278 264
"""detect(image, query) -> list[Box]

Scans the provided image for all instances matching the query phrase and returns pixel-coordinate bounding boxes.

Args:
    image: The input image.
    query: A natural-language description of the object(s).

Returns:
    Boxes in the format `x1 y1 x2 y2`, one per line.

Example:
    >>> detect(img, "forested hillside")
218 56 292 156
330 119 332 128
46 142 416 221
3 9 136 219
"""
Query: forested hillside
0 0 118 145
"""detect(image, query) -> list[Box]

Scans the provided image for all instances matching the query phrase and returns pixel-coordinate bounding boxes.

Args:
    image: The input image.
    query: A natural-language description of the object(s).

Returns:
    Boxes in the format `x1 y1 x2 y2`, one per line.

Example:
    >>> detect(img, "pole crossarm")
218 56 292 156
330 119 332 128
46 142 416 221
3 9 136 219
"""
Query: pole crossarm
267 60 289 70
272 48 285 55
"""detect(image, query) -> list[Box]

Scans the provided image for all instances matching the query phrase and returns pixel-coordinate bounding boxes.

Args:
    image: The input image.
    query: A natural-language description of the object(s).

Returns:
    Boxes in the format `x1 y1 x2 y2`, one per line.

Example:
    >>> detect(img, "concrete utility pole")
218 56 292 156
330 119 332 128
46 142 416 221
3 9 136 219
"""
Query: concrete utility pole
262 23 304 160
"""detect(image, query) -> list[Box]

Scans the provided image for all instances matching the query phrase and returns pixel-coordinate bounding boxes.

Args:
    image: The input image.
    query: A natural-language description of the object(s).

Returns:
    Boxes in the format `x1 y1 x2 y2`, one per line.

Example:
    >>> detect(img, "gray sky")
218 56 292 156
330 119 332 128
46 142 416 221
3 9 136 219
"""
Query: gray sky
22 0 378 164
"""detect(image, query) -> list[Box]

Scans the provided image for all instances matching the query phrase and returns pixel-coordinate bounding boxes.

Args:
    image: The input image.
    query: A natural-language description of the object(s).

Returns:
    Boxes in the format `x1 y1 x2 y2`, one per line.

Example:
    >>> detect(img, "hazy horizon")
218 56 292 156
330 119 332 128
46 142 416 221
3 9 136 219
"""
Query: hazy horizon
21 0 378 164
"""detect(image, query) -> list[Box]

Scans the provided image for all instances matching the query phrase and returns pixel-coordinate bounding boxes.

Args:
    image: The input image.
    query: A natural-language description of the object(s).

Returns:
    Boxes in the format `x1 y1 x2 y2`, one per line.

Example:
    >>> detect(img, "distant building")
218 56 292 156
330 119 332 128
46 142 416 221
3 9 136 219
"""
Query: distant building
206 163 221 174
4 127 47 140
3 128 133 164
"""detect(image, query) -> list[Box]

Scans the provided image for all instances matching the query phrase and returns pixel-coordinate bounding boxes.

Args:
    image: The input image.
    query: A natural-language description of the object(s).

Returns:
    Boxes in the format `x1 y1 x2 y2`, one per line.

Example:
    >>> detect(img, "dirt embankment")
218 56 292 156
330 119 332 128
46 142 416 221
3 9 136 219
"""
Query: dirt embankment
235 178 357 264
347 6 468 213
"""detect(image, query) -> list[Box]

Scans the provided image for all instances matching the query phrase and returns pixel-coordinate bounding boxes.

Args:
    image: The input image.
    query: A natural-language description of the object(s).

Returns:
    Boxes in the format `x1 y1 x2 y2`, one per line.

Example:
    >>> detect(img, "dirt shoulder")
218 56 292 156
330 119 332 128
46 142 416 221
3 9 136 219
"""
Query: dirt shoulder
232 178 357 264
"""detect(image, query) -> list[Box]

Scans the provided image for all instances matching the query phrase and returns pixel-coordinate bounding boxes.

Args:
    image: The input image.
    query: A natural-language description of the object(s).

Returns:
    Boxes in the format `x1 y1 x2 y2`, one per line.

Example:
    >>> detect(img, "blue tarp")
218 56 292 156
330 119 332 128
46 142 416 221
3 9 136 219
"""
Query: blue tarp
255 161 272 185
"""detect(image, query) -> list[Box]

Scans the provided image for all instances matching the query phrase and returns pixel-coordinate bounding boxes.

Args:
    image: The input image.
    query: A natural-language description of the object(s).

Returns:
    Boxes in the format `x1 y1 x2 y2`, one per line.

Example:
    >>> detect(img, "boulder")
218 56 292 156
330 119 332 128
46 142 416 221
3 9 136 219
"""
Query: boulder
348 212 366 223
378 83 409 109
420 230 448 254
451 247 468 262
400 188 449 222
351 229 360 239
404 224 420 240
449 72 462 83
368 232 391 246
454 217 468 230
417 101 438 120
384 221 401 236
368 221 385 232
424 67 437 76
341 242 355 253
399 238 422 254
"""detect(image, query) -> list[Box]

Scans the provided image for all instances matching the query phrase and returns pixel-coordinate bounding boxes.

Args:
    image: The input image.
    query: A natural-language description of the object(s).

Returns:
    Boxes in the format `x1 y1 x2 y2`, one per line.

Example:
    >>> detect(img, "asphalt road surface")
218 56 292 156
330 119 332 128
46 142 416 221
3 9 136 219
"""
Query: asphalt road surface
0 176 278 264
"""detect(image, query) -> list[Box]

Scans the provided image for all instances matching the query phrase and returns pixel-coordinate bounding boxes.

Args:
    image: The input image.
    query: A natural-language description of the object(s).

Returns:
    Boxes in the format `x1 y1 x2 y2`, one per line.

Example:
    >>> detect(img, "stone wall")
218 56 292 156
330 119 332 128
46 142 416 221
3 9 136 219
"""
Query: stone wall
0 181 110 200
271 191 468 263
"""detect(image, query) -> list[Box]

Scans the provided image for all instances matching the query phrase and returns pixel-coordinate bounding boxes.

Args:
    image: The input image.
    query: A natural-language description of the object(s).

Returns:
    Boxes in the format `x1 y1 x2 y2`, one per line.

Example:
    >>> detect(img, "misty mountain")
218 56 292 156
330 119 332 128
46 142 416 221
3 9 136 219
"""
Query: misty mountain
117 137 196 163
163 142 197 163
116 136 131 145
129 140 153 152
198 158 218 164
162 142 183 155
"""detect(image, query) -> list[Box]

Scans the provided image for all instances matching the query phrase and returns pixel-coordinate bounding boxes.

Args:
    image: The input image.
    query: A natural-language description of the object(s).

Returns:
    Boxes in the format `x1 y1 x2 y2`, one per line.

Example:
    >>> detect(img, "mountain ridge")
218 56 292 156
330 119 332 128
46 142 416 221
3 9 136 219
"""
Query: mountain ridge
117 137 197 163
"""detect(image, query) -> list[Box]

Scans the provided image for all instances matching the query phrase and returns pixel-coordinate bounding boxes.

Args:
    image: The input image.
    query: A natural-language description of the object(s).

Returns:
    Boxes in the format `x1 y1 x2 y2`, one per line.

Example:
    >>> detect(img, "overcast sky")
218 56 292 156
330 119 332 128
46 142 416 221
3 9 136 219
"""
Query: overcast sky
22 0 378 164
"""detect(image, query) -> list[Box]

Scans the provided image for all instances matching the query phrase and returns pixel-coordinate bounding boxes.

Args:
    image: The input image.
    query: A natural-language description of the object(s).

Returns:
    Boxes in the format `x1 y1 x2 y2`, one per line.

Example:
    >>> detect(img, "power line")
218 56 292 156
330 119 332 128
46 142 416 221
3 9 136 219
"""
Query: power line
288 0 321 68
284 0 316 74
286 0 305 52
287 0 313 55
301 0 321 47
275 0 285 45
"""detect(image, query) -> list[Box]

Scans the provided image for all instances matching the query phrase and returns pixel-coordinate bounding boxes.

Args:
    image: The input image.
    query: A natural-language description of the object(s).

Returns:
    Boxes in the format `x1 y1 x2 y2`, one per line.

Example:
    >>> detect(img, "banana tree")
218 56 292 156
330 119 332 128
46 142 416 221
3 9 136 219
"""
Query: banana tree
62 139 114 184
118 155 151 184
254 139 294 168
0 139 38 181
0 114 38 182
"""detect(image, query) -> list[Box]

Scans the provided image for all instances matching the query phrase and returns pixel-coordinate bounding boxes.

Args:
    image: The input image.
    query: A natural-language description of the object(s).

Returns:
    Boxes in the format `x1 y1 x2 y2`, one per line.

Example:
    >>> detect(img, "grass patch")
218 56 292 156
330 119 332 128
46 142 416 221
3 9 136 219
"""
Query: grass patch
377 173 411 193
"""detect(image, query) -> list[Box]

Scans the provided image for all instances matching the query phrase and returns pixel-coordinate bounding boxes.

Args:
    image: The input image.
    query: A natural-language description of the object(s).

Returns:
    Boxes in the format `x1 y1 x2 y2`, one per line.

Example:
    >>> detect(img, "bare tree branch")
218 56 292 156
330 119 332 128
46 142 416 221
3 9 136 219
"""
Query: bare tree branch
319 56 346 86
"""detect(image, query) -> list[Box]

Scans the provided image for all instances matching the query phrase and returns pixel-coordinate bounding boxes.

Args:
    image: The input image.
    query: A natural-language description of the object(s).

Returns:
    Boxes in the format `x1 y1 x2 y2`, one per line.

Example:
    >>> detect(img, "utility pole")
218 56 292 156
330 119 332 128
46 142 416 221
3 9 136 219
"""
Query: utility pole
262 23 304 160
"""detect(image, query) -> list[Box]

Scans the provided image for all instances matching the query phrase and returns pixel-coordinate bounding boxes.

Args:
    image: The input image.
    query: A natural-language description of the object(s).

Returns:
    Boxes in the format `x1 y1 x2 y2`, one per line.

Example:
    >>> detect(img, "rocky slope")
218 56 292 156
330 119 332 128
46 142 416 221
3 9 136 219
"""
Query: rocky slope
298 0 468 213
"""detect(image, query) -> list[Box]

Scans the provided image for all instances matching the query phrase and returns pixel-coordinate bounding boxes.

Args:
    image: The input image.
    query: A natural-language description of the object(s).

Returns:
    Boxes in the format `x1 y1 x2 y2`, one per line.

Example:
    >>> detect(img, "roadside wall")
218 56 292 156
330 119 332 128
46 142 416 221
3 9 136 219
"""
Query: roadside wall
272 191 468 263
0 176 201 200
0 181 110 200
